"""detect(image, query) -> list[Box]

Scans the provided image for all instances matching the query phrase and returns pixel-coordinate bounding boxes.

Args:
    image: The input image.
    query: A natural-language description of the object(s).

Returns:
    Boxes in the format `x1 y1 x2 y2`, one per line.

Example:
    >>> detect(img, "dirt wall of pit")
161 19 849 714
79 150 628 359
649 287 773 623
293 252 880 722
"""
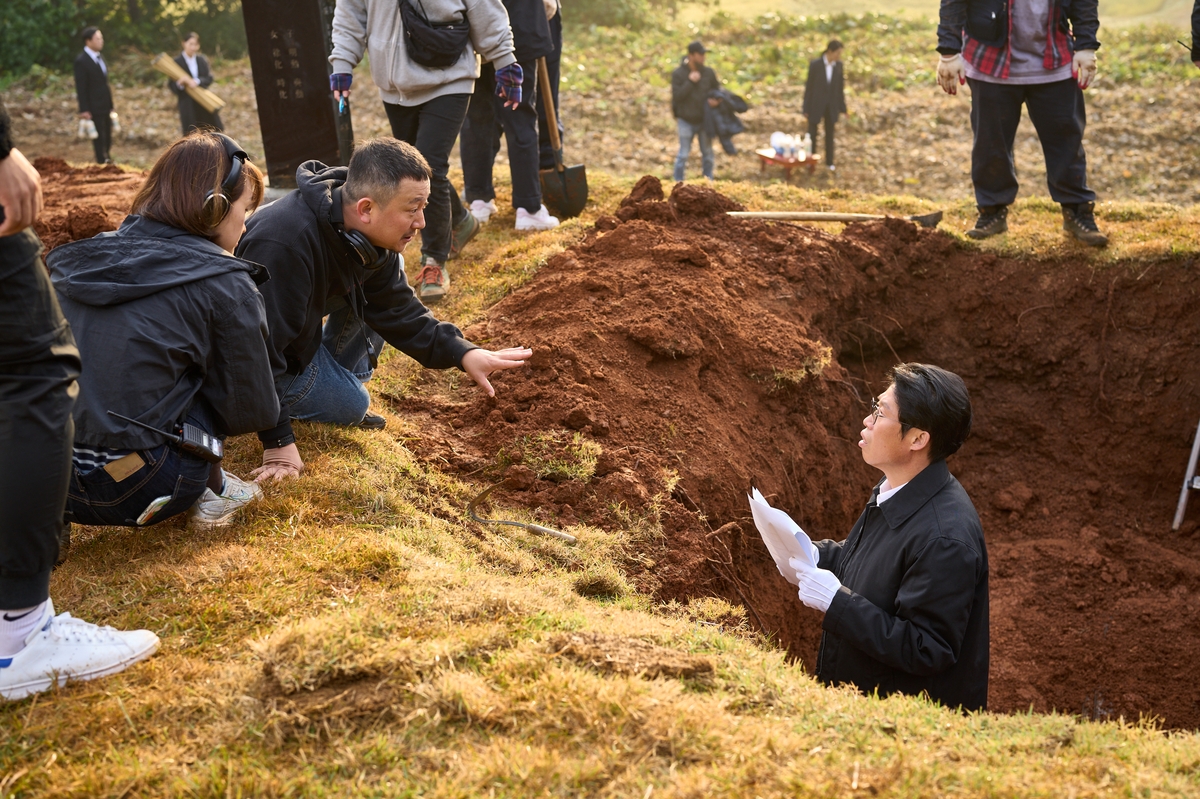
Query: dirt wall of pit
34 161 1200 728
402 177 1200 728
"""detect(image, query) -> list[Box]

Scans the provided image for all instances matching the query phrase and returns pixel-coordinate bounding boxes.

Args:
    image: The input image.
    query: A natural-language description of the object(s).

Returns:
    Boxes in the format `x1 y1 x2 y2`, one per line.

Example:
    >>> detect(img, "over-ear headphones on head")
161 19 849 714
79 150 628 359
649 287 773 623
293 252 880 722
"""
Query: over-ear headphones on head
330 187 391 270
201 133 248 230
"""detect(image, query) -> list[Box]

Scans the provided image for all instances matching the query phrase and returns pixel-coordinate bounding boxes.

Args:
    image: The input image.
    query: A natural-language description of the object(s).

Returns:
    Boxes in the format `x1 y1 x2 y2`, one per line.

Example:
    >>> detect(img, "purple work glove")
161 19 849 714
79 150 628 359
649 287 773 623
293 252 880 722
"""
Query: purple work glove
494 63 524 108
330 73 353 94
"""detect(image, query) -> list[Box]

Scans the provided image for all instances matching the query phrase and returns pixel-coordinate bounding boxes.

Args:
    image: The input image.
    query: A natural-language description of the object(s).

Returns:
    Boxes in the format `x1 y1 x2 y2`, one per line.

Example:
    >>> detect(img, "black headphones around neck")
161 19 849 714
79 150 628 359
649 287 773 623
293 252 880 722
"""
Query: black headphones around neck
330 187 391 270
201 133 249 229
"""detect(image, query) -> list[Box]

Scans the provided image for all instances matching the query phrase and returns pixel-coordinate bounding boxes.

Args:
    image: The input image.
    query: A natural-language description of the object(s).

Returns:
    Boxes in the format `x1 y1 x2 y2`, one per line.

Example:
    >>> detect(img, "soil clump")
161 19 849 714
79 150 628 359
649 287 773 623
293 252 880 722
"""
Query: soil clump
401 176 1200 729
31 157 143 250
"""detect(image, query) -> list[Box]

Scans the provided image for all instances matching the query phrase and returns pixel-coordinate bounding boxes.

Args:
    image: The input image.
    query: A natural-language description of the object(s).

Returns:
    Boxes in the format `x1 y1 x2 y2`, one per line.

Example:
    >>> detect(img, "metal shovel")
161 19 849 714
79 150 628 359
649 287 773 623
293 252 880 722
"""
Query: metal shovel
537 56 587 219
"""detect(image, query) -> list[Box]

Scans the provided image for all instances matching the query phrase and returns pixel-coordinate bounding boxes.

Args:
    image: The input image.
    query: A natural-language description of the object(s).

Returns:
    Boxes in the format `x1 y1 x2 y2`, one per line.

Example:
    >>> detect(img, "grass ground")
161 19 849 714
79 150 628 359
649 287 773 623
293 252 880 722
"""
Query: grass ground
2 168 1199 796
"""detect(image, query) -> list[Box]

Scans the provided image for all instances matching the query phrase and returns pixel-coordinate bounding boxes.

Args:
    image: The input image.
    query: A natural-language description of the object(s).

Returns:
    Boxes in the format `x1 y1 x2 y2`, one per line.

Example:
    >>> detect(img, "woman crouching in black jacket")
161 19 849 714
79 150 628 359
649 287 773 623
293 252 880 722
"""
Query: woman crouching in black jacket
47 131 279 529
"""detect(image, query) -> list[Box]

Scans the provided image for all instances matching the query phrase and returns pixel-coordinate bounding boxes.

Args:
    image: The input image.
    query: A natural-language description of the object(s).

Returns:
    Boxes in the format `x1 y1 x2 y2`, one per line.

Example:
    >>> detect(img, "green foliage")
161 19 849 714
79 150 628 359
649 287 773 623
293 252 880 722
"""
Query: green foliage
1 0 247 78
505 431 602 482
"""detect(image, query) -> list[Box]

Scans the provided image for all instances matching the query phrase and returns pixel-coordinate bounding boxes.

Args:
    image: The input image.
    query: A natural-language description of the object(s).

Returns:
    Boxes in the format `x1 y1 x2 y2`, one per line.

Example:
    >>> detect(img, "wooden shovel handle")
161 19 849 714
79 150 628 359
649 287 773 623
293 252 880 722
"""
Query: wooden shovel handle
536 57 564 172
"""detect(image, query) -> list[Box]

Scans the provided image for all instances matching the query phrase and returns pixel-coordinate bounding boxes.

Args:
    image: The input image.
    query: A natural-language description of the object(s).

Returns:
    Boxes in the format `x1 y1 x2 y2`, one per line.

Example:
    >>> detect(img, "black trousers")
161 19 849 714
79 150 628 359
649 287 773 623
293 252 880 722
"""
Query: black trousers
807 107 836 166
461 60 543 213
0 230 80 608
91 112 112 163
384 94 470 263
537 10 563 170
968 76 1095 207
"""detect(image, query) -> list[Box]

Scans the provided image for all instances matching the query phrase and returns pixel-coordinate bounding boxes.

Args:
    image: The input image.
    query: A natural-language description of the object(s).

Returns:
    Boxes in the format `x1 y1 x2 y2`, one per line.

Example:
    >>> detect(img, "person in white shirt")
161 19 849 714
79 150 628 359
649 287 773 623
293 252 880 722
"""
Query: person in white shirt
169 32 225 135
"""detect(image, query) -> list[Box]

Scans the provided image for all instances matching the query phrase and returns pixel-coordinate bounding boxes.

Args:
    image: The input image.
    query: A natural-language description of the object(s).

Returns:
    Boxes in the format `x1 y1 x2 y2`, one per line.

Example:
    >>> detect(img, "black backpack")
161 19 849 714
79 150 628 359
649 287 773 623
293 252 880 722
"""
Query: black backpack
399 0 471 69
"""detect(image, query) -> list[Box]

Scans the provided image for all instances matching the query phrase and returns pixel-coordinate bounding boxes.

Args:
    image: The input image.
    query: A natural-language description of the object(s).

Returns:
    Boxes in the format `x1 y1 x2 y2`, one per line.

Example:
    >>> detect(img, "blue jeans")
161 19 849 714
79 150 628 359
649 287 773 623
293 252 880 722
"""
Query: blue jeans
66 403 217 528
278 298 381 426
674 118 714 181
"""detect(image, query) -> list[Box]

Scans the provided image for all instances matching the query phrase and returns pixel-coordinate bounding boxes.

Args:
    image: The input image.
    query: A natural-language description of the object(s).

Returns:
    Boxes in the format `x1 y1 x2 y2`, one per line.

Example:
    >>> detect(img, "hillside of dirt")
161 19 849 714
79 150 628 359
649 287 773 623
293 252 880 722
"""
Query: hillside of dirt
400 177 1200 728
32 159 1200 729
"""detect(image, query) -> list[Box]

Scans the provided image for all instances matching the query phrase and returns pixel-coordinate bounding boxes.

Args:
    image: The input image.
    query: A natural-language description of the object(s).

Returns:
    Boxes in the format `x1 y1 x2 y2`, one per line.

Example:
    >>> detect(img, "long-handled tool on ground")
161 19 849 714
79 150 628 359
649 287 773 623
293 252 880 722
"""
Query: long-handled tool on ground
1172 417 1200 531
727 210 943 228
537 56 587 219
468 483 577 544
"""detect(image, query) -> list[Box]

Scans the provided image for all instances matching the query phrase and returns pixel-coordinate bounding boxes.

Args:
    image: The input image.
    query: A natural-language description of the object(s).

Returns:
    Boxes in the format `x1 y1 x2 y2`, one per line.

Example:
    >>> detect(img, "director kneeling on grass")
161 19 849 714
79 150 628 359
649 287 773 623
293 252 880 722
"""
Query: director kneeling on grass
791 364 989 711
236 137 531 481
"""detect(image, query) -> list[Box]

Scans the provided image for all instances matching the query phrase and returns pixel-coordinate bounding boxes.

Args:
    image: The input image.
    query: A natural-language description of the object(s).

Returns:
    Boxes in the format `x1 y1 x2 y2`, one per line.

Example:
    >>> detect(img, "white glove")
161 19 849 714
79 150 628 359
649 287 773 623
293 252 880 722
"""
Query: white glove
937 53 966 95
543 0 558 19
1072 50 1096 90
795 565 842 613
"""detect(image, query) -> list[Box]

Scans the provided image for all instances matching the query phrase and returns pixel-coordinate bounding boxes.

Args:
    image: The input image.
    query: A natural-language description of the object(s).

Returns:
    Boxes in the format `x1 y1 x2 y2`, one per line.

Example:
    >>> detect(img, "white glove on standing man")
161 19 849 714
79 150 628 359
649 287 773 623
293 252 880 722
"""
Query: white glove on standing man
1072 50 1097 89
789 557 842 613
937 53 966 95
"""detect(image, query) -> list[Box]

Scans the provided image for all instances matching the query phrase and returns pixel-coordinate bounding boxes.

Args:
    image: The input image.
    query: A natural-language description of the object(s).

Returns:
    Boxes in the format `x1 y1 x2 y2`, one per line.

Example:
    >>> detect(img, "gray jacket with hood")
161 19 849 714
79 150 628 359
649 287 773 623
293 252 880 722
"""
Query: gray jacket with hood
330 0 516 106
47 216 279 450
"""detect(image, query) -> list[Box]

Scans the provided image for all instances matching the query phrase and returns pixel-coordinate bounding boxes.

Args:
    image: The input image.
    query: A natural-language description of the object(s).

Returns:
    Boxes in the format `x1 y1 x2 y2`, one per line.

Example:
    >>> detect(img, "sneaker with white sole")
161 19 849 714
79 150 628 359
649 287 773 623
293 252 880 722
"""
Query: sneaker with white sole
469 199 498 223
188 471 263 529
0 601 159 700
515 204 560 231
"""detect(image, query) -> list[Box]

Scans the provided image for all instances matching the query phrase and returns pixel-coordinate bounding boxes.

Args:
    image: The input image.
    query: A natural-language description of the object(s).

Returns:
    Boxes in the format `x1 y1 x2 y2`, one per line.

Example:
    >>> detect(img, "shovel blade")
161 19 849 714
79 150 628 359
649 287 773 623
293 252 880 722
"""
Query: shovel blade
540 164 588 219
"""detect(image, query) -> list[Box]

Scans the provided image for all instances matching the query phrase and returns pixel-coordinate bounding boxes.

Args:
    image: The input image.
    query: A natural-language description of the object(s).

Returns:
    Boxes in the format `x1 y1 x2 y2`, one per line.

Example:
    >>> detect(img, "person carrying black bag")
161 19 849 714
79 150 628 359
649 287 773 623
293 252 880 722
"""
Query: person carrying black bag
329 0 519 305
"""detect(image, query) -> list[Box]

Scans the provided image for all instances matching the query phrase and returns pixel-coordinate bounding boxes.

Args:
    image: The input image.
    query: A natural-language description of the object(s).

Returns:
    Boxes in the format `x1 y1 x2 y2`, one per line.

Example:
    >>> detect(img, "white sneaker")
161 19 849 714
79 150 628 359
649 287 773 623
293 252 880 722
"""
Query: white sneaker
0 601 159 700
188 472 263 529
515 204 560 231
469 199 498 223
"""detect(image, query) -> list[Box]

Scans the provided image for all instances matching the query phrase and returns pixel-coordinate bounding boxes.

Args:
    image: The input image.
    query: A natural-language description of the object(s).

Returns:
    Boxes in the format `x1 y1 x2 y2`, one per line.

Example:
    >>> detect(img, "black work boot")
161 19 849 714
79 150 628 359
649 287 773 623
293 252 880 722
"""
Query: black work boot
1062 202 1109 247
965 205 1008 239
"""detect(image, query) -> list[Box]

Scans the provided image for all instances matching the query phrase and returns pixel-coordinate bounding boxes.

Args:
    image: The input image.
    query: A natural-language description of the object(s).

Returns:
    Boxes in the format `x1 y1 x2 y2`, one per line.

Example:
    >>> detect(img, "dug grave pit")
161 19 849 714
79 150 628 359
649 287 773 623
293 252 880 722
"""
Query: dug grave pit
399 177 1200 729
34 162 1200 729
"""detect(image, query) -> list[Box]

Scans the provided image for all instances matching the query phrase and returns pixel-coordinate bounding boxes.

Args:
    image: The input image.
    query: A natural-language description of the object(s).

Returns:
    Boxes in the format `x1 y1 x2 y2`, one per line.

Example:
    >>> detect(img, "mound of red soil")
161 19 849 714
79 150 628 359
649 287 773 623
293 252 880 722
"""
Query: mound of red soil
401 177 1200 728
32 157 142 250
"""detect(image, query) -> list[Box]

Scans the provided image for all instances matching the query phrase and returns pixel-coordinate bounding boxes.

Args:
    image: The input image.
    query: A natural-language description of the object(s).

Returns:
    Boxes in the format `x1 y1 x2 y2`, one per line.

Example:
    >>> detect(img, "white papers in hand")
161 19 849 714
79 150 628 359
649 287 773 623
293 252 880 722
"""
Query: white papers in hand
748 487 816 586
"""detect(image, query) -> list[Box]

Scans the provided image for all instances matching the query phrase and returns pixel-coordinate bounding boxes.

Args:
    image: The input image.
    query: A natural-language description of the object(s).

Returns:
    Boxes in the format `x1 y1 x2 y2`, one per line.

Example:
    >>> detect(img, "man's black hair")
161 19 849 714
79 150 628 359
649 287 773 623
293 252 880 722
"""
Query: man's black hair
687 40 706 55
344 137 432 206
82 26 100 45
888 363 972 463
826 39 844 53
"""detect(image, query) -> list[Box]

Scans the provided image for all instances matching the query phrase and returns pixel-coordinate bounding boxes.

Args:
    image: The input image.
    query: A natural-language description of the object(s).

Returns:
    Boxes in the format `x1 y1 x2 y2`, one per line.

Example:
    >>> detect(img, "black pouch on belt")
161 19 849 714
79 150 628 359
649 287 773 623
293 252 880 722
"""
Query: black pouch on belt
399 0 470 68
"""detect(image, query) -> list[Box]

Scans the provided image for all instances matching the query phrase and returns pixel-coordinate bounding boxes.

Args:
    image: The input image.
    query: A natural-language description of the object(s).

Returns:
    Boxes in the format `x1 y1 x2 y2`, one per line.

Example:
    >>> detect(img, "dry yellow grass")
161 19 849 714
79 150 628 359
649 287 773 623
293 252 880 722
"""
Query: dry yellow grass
4 173 1199 796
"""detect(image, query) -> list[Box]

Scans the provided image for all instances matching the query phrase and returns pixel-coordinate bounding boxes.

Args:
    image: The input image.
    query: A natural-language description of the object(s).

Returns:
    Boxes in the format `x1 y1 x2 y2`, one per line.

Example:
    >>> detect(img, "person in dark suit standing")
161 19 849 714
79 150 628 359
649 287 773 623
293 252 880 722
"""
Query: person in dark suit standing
169 32 224 135
73 27 114 164
802 40 847 171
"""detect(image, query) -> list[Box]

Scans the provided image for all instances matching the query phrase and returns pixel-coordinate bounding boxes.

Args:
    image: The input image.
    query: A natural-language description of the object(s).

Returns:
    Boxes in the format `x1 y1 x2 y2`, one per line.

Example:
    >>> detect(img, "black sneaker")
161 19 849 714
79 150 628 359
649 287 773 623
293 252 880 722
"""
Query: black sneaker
965 205 1008 239
358 413 387 430
1062 202 1108 247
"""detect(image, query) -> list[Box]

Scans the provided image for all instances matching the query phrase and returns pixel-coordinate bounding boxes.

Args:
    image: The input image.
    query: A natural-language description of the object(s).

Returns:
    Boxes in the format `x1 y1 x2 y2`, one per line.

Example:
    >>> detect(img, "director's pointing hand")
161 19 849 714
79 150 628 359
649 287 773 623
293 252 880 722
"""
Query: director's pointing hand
462 347 533 396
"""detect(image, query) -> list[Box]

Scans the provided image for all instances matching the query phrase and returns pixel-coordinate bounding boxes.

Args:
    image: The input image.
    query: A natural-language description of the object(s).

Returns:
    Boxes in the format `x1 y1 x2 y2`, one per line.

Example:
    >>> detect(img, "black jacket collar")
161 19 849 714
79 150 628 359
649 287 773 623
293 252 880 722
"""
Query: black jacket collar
870 459 952 529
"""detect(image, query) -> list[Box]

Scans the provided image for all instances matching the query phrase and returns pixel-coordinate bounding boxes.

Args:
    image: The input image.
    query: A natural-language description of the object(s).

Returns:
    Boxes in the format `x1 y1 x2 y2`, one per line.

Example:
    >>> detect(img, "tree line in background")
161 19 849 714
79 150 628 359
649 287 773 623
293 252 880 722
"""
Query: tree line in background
3 0 247 77
1 0 697 78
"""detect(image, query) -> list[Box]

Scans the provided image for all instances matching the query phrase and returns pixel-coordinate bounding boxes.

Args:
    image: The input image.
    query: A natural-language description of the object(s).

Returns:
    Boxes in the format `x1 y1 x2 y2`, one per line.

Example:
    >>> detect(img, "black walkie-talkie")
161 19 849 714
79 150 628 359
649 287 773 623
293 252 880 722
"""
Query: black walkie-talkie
106 411 224 463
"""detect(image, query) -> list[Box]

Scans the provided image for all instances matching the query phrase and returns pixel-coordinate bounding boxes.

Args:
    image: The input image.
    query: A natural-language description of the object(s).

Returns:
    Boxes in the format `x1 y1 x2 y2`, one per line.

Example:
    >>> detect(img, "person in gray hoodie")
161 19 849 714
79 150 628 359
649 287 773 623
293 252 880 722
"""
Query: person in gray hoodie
329 0 520 303
46 132 279 531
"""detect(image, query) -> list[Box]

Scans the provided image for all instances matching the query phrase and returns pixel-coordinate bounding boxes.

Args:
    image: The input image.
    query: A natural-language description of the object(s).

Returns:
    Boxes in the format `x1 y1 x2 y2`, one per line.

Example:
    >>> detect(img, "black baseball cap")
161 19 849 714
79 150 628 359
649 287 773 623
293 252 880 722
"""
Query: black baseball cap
687 41 706 55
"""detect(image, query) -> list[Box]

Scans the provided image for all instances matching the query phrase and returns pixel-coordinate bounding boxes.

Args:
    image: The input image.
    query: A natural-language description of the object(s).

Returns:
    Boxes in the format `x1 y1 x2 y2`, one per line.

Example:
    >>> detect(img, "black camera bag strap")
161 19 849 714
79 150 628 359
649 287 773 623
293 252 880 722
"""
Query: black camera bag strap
399 0 471 69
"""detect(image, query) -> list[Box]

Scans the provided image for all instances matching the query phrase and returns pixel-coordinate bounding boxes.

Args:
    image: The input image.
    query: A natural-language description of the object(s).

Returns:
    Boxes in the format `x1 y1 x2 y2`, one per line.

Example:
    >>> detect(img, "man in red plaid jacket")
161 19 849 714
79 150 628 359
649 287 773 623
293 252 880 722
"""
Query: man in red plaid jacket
936 0 1107 247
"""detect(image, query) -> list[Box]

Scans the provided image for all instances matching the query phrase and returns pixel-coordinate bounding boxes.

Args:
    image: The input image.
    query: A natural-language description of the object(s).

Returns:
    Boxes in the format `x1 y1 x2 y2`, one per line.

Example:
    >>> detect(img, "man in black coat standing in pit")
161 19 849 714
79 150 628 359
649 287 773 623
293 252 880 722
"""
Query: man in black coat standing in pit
73 27 114 164
789 363 989 712
802 40 847 171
